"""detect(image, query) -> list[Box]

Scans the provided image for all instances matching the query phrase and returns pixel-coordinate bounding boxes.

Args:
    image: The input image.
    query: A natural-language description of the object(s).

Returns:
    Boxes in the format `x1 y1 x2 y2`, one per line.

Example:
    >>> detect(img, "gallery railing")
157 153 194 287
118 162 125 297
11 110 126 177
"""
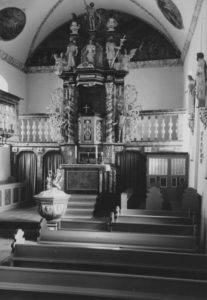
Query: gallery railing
18 109 187 144
18 114 54 143
136 109 186 142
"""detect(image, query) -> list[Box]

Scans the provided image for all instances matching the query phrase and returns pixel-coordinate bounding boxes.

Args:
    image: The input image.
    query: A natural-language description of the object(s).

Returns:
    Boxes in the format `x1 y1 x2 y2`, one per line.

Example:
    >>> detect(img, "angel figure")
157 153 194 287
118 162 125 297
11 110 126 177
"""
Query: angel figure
53 53 67 75
120 48 137 71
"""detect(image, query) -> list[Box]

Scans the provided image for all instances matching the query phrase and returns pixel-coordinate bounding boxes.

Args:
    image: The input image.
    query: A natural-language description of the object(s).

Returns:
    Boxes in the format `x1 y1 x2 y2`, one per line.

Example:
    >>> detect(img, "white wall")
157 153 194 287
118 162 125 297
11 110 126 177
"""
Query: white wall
26 72 62 113
0 60 27 113
26 66 184 114
125 66 184 110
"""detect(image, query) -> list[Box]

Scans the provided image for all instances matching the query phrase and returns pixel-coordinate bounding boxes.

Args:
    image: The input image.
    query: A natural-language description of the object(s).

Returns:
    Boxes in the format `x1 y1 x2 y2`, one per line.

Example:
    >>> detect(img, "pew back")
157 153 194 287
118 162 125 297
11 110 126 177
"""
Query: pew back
0 266 206 300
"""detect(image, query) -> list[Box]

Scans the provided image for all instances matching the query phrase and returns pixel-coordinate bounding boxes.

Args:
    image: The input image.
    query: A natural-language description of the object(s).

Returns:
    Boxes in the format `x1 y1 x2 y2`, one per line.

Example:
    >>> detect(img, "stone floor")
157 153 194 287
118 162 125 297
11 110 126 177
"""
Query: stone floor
0 206 41 264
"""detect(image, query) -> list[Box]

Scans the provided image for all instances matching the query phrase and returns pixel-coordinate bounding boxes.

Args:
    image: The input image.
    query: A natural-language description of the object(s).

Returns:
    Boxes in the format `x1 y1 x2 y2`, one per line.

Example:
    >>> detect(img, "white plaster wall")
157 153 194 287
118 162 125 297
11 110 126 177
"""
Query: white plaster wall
26 66 184 114
125 66 184 110
0 60 27 113
26 72 62 113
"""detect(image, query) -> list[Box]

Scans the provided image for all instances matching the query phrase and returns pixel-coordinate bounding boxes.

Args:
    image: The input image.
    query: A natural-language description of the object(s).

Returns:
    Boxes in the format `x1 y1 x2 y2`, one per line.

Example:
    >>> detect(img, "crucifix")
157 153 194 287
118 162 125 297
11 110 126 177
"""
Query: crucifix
83 104 90 114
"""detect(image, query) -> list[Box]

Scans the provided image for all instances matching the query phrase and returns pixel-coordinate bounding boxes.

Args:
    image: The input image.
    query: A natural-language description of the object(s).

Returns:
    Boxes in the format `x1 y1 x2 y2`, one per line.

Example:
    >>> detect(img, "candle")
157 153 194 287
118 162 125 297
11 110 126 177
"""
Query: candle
75 145 77 160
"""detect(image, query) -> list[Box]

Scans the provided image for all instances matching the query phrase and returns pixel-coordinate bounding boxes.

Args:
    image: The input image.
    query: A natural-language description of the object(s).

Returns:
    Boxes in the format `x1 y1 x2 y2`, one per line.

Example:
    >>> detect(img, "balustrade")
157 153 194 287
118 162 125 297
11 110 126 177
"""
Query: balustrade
18 109 186 144
19 114 54 143
135 109 186 142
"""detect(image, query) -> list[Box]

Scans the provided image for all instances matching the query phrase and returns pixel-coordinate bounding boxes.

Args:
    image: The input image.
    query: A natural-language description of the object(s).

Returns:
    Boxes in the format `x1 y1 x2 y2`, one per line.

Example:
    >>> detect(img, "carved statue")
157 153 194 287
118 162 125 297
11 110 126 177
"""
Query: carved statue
106 16 118 32
53 52 67 75
70 13 80 35
52 168 63 190
84 0 101 31
46 170 53 189
196 52 207 106
119 48 137 71
85 38 96 64
46 168 63 190
65 37 78 70
106 35 126 68
185 74 196 115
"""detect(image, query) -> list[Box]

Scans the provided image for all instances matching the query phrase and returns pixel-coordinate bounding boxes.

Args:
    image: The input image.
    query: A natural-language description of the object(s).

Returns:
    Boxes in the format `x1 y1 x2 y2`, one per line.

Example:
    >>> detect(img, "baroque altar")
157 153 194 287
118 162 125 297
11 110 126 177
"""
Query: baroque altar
52 2 138 194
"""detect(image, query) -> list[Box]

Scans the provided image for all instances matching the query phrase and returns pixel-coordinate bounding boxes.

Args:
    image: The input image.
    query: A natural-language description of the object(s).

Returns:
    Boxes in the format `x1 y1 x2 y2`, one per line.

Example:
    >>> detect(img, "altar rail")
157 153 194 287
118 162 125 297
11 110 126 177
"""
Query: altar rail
18 109 186 144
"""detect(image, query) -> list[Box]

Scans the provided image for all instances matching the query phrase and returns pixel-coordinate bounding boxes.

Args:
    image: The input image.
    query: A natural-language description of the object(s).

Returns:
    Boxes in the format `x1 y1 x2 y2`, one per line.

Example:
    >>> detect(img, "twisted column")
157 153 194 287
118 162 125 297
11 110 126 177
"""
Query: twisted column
105 82 115 143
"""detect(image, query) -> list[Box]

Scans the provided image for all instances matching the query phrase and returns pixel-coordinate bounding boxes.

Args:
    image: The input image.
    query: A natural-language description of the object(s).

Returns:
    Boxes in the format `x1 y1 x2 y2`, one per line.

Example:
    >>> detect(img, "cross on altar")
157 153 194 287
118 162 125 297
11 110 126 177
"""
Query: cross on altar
83 104 90 114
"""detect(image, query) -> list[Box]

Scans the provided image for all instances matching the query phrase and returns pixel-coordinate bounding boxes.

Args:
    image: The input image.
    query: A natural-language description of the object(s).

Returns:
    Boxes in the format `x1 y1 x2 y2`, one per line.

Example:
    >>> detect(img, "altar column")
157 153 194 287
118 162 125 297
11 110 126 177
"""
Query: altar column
63 83 77 143
105 82 115 143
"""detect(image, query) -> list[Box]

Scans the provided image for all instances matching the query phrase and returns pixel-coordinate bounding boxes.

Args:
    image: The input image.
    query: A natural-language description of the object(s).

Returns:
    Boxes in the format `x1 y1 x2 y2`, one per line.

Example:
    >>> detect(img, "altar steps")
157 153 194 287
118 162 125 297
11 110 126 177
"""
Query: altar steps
65 194 97 219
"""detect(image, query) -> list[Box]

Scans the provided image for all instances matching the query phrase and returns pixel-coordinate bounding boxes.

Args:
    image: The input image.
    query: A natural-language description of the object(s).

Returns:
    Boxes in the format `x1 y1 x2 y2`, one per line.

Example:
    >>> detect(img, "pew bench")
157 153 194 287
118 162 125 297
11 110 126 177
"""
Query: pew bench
60 219 108 231
10 242 207 280
119 209 191 217
38 229 198 252
114 214 193 225
0 266 206 300
109 221 197 236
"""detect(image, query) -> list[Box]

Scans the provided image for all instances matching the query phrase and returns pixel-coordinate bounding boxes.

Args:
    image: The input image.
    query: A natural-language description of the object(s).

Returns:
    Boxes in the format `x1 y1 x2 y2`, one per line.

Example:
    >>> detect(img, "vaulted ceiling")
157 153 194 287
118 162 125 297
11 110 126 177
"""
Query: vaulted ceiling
0 0 203 70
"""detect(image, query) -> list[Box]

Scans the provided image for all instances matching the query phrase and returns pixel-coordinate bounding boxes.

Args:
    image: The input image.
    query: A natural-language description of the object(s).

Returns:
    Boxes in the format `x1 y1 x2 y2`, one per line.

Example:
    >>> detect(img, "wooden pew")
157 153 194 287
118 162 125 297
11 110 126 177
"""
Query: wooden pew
109 221 197 236
10 242 207 280
119 208 191 218
38 228 198 252
114 214 193 225
60 219 108 231
0 266 206 300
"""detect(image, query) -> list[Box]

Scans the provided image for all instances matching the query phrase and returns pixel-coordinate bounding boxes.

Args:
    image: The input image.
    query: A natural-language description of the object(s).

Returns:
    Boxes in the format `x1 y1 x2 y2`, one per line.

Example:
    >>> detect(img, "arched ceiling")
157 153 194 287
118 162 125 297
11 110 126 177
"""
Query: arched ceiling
0 0 203 71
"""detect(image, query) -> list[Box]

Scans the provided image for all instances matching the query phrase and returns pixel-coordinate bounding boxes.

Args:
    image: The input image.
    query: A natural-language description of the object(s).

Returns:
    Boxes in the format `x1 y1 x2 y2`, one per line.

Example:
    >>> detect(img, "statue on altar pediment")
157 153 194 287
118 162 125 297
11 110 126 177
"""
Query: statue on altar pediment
53 52 67 75
70 13 80 35
81 38 103 67
106 16 118 32
106 35 126 69
65 36 78 70
84 0 101 31
119 48 137 71
85 38 96 64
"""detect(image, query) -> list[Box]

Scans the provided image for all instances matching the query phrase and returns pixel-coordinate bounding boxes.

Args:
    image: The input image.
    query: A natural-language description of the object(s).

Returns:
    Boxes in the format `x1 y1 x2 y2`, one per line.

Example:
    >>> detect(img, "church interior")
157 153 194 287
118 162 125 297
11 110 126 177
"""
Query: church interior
0 0 207 298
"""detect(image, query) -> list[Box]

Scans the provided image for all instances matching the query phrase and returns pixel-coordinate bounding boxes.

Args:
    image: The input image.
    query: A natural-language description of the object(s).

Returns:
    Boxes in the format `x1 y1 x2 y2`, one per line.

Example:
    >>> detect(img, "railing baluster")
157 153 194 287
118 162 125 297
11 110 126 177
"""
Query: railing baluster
154 116 159 140
26 120 30 142
168 116 173 140
161 116 166 140
147 116 152 140
32 120 36 142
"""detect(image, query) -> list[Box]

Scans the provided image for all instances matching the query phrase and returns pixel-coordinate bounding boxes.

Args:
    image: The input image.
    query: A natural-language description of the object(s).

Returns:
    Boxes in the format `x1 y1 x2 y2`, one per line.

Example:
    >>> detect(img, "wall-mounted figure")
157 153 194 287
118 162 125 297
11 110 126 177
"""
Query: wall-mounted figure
65 37 78 70
185 74 196 115
84 0 101 31
196 52 207 106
